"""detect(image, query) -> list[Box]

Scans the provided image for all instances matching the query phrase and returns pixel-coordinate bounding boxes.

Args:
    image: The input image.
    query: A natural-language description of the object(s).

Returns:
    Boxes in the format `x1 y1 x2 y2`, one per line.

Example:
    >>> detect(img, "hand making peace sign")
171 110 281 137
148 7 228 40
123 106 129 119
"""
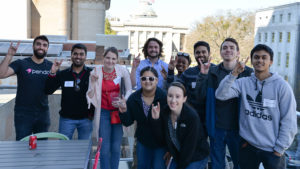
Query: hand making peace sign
7 41 20 57
231 56 250 77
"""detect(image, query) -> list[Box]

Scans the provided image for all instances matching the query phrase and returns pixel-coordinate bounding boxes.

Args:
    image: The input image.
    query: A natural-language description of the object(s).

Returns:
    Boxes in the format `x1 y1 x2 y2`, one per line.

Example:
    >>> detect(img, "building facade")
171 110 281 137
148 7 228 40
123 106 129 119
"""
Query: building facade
255 2 300 110
0 0 111 41
110 0 188 62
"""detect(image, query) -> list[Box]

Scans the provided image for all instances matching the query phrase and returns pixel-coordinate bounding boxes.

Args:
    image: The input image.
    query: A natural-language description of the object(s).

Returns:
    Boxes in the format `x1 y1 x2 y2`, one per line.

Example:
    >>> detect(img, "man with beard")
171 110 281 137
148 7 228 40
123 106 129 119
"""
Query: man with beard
130 37 168 89
0 35 53 140
197 38 253 169
174 41 213 129
44 43 93 140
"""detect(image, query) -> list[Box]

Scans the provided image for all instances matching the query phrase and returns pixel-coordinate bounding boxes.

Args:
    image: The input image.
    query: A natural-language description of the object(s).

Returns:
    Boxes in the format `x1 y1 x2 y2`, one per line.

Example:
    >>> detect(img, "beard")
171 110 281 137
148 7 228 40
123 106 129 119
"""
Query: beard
71 58 85 67
72 61 84 67
148 53 159 59
196 57 208 65
33 49 47 59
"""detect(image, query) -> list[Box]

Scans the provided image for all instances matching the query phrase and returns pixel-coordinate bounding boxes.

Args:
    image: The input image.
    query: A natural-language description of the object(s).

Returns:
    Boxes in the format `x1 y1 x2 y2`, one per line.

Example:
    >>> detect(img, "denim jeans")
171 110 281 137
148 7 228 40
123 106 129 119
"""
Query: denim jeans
136 141 166 169
169 157 208 169
239 139 285 169
59 117 92 140
210 128 240 169
14 110 50 141
99 108 123 169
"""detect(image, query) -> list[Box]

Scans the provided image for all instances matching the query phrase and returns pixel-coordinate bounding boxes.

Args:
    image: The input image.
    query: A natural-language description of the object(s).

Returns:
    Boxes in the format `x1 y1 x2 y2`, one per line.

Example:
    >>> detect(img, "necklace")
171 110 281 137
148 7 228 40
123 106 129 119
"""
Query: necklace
103 67 116 81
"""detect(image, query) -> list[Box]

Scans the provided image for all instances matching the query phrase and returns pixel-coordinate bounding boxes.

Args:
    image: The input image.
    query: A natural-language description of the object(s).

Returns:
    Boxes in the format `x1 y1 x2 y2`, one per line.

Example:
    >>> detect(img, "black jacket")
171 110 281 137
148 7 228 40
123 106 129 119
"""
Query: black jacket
119 87 167 148
44 66 94 119
196 63 253 134
151 104 209 169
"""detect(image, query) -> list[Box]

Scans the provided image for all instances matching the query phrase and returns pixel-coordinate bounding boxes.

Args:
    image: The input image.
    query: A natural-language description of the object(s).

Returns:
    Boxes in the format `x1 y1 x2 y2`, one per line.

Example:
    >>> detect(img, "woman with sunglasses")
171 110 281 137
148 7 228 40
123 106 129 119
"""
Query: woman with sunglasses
117 66 167 169
151 82 209 169
165 52 191 89
86 47 132 169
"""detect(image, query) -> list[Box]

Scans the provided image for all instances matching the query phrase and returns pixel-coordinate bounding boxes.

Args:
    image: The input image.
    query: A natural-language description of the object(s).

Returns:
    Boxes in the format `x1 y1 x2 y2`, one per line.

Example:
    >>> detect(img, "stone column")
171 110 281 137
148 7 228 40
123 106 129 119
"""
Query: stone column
72 0 107 40
32 0 70 38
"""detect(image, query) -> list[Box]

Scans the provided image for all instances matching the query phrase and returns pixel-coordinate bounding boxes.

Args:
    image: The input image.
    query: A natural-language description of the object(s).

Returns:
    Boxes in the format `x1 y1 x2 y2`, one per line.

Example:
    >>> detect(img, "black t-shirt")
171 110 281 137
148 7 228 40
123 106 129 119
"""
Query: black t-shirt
9 57 52 112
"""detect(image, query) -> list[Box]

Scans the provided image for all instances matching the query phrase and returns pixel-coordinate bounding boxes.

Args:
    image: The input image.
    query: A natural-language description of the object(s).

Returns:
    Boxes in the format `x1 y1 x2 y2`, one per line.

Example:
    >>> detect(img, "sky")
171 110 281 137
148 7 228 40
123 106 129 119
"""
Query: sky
107 0 300 26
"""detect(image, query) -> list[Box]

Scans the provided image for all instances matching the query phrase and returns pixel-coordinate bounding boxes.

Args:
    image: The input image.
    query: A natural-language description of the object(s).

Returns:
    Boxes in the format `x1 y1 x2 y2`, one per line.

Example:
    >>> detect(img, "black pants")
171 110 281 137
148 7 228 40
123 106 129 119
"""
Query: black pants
14 110 50 141
239 140 285 169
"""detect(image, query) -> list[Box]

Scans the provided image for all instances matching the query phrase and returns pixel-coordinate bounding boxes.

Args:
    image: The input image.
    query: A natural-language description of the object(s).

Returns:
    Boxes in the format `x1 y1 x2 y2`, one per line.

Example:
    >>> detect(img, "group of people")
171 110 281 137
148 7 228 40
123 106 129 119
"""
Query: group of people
0 35 297 169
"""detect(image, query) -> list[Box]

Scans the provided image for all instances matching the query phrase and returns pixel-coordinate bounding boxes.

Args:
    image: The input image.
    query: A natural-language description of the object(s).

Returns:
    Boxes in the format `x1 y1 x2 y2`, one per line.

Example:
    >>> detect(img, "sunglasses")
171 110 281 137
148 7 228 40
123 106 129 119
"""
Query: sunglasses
177 52 189 57
141 76 156 82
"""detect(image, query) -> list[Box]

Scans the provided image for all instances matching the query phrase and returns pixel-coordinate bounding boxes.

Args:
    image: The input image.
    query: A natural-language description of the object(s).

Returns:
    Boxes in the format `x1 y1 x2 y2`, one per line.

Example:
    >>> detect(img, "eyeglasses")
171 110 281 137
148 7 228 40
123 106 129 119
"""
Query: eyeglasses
141 76 156 82
177 52 189 57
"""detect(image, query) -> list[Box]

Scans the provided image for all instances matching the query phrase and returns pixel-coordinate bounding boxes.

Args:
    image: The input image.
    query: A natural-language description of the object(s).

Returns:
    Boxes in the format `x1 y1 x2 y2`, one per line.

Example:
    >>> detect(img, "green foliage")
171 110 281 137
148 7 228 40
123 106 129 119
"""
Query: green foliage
185 10 255 65
105 18 116 35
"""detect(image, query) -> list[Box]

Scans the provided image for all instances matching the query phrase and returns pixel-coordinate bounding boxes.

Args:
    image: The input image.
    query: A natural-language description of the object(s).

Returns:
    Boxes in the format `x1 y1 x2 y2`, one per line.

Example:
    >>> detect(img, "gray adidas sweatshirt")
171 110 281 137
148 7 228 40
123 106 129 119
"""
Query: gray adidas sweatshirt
215 72 297 154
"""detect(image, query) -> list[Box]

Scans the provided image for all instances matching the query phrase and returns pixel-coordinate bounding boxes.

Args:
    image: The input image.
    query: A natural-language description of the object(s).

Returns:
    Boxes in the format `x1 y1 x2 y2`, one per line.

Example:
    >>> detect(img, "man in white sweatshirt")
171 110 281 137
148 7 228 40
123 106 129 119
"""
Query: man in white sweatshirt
215 44 297 169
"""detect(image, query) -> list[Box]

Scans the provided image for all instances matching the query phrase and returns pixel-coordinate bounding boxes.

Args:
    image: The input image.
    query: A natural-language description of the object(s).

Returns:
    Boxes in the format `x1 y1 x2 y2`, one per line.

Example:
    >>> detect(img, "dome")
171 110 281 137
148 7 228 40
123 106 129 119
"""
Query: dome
131 0 157 18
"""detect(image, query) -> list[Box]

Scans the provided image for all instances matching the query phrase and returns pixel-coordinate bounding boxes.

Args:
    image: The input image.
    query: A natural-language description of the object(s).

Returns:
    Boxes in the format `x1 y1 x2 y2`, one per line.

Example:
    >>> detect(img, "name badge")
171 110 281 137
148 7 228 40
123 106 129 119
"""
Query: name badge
180 123 186 128
64 81 74 87
191 82 196 89
113 77 121 85
263 99 276 108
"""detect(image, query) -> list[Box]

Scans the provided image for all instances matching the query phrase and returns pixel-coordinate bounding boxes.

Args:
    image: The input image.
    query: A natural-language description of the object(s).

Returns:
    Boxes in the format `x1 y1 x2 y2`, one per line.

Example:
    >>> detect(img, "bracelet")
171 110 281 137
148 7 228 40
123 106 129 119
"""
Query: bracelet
49 72 56 77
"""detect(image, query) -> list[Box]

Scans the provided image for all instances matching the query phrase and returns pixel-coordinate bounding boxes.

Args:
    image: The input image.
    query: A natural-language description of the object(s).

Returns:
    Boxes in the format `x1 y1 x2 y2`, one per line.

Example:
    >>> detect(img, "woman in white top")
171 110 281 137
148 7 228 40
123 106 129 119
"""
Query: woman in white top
86 47 132 169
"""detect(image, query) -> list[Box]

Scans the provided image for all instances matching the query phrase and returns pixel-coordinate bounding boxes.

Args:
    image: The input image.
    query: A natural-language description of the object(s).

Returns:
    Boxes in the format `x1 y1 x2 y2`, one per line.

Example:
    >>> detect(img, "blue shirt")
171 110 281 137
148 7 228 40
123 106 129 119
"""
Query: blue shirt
135 58 168 89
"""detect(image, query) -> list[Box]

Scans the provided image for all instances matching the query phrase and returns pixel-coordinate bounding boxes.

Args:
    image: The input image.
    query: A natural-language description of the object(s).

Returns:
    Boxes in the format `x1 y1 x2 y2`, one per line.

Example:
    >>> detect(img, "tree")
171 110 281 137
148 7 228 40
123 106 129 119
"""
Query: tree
185 10 255 65
105 18 116 35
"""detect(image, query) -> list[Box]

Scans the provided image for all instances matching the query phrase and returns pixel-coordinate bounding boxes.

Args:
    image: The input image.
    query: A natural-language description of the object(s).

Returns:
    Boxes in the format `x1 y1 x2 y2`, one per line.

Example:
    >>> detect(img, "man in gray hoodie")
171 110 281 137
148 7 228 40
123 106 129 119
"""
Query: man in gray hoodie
215 44 297 169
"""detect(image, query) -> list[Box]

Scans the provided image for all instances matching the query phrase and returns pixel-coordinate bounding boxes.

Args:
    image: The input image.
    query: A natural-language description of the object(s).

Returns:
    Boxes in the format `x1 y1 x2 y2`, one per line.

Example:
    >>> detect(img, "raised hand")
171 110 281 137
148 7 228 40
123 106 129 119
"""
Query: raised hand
91 67 99 82
198 57 211 74
7 41 20 57
151 102 160 119
132 54 140 69
168 55 177 71
50 59 63 74
118 95 127 113
163 152 172 166
232 56 249 77
160 65 167 80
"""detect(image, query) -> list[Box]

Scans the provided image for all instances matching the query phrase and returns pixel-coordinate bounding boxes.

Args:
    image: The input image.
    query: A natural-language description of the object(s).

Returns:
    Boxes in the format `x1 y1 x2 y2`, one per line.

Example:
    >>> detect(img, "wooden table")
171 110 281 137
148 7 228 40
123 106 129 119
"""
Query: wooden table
0 140 92 169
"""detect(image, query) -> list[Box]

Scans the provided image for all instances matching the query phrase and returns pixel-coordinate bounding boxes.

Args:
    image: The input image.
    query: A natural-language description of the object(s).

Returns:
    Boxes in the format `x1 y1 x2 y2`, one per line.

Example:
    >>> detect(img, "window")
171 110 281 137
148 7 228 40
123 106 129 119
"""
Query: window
146 31 151 39
284 75 288 81
138 31 145 49
280 14 283 23
258 33 261 42
154 32 160 39
287 32 291 43
279 32 282 42
130 31 135 50
272 32 275 42
288 13 291 21
130 31 135 38
272 15 275 23
264 33 268 42
278 52 281 66
286 52 290 68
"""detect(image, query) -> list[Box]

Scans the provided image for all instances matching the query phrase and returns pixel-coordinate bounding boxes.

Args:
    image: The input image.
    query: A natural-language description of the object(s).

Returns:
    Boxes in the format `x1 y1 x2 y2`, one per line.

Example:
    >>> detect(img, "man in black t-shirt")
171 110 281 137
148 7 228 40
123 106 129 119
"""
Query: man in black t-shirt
0 35 53 140
45 43 93 140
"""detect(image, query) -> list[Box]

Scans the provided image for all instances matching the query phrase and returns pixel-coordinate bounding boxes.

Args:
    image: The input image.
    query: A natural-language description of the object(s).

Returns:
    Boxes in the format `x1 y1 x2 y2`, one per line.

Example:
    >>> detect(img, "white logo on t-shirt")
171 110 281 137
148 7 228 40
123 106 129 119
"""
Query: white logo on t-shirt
26 68 50 75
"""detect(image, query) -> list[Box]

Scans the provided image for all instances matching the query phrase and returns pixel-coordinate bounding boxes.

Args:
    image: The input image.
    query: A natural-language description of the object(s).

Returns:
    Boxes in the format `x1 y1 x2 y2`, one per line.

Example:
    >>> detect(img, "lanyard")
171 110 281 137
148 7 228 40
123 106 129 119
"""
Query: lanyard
72 70 86 92
72 70 86 84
